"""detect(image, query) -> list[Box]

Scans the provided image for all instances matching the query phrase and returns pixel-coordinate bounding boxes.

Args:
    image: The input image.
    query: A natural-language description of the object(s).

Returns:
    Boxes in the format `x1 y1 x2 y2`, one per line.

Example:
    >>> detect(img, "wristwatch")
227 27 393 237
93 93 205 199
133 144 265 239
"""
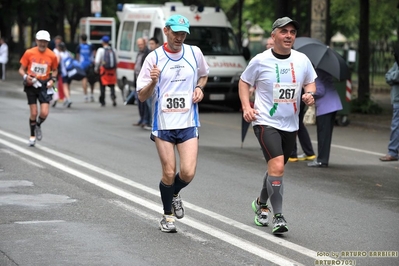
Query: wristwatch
307 91 315 96
195 85 204 92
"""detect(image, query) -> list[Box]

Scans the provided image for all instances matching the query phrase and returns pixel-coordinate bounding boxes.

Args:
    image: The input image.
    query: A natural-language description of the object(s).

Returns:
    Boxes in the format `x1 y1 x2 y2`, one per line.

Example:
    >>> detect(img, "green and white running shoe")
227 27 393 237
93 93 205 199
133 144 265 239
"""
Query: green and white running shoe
159 215 177 233
251 198 271 226
172 194 185 219
272 213 289 234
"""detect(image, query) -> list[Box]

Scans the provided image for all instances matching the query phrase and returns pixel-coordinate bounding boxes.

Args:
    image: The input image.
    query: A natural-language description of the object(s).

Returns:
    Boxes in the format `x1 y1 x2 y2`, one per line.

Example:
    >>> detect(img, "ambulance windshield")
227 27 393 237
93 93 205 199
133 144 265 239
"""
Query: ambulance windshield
185 27 241 56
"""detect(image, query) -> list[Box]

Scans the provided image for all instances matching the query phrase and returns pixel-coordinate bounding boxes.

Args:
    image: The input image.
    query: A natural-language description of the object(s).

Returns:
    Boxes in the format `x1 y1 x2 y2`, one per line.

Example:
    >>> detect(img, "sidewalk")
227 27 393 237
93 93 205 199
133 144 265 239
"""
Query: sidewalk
0 70 393 130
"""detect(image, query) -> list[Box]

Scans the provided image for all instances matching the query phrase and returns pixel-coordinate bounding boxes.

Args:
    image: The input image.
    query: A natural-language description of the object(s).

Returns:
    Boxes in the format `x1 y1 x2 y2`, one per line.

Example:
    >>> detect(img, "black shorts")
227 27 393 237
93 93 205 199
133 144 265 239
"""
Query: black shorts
24 82 53 105
253 125 297 164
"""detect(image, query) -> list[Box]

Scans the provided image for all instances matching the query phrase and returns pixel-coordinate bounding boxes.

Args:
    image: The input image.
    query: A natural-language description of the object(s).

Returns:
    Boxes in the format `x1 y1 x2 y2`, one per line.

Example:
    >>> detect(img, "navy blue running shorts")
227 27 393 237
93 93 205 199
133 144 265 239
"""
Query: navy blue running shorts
151 127 199 144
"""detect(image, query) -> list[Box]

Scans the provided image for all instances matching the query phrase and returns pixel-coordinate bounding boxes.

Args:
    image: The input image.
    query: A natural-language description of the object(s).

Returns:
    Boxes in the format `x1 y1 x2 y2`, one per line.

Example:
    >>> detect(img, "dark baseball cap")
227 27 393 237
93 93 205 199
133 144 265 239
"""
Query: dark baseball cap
272 17 299 31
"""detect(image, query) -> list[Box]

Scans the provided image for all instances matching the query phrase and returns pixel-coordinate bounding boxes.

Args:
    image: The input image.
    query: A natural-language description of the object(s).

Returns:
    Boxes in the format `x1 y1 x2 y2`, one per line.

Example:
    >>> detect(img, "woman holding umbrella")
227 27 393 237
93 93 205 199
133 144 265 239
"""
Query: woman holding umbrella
307 68 343 167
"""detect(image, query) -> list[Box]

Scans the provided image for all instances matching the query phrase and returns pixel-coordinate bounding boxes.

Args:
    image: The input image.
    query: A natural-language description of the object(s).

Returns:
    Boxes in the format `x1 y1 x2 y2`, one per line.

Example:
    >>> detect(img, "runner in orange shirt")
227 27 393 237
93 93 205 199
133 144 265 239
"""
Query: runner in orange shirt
19 30 59 146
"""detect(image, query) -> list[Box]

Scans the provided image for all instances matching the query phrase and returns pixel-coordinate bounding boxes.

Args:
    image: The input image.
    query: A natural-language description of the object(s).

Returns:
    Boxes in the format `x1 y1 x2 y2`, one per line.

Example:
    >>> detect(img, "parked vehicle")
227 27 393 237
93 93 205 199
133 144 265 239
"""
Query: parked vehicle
115 2 247 109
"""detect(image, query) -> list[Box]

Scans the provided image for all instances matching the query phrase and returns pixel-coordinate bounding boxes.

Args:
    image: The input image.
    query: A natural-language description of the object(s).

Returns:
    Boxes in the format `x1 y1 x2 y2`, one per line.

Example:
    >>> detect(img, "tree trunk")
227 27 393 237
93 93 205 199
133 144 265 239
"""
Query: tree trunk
357 0 370 101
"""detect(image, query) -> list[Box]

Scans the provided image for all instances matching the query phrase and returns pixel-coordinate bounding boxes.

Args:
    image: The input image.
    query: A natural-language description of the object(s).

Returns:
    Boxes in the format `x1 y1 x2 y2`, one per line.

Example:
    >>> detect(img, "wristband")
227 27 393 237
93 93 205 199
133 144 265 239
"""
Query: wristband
23 74 28 80
306 91 315 96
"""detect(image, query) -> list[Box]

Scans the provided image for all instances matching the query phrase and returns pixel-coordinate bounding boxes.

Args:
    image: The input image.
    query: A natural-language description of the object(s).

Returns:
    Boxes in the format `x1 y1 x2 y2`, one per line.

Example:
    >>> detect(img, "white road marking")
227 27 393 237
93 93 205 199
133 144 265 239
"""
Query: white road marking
0 130 336 263
1 148 45 168
14 220 65 224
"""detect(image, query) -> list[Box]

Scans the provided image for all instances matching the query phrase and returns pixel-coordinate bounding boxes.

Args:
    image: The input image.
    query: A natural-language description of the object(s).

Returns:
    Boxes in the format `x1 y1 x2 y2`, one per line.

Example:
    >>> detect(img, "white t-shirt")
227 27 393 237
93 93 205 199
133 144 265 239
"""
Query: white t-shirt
0 42 8 64
137 44 209 131
241 49 317 132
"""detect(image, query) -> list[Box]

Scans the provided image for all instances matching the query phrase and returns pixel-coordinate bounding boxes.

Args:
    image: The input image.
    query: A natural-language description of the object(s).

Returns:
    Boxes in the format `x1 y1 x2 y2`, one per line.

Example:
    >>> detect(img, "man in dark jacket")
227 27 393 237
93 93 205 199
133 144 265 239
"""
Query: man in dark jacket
133 38 151 127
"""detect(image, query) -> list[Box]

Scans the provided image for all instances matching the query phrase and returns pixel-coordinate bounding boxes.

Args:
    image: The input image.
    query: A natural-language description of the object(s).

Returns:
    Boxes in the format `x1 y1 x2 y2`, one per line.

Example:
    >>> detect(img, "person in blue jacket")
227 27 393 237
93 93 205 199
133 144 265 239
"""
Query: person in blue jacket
308 68 342 167
76 34 94 102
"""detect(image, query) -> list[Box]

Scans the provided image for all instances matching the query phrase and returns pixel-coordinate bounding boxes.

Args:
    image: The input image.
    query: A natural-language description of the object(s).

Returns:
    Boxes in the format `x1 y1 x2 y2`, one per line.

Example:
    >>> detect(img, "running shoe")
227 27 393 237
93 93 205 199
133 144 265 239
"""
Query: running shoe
272 213 288 234
288 157 298 162
29 137 36 147
35 125 42 141
172 194 185 219
251 198 271 226
159 215 177 233
298 154 316 161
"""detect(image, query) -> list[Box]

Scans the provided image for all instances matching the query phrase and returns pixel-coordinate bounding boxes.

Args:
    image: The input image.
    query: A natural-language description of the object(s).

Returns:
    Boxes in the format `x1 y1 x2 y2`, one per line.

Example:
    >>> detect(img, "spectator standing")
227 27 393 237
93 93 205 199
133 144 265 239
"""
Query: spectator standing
18 30 58 146
288 89 316 162
51 35 65 105
95 35 117 107
379 58 399 161
265 37 274 50
133 38 151 127
76 34 95 102
307 68 342 167
142 37 160 130
0 37 9 81
239 17 317 234
136 14 209 232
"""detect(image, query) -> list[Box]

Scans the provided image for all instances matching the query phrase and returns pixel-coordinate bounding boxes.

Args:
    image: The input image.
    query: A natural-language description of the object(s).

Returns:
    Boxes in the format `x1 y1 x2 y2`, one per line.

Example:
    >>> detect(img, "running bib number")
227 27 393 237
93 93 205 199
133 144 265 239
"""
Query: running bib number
162 92 190 113
30 62 48 78
273 82 300 103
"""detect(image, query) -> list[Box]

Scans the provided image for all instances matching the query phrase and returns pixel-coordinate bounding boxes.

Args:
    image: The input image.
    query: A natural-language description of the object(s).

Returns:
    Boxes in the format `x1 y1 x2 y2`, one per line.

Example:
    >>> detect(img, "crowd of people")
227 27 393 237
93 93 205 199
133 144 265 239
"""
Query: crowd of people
3 13 397 236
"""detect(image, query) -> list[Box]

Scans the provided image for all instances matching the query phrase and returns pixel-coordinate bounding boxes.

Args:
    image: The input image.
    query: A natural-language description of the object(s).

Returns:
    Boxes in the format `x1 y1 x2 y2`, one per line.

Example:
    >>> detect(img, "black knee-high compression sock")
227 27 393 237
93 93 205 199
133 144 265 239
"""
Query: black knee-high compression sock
259 171 269 205
37 116 46 126
173 172 189 196
30 119 36 136
159 181 174 215
266 175 284 215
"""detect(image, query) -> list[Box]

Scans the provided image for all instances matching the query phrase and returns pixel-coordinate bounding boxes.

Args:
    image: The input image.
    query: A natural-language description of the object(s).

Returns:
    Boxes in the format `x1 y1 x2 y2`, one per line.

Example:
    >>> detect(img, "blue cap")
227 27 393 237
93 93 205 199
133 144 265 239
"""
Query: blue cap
101 35 110 43
165 15 190 34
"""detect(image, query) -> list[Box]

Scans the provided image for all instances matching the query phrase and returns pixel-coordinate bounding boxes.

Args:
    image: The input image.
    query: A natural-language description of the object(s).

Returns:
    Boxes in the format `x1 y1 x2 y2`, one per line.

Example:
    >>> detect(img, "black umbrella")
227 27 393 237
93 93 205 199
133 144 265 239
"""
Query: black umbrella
294 37 350 81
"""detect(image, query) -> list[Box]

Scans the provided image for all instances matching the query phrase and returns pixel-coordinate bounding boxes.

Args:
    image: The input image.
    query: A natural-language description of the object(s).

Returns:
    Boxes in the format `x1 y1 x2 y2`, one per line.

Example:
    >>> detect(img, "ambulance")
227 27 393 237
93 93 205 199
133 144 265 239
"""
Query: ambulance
115 2 247 109
79 17 116 50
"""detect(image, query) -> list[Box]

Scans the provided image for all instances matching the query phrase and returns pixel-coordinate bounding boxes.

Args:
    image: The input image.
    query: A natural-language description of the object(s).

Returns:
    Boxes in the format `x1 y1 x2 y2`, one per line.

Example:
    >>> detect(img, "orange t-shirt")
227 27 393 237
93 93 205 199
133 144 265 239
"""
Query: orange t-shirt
20 47 59 81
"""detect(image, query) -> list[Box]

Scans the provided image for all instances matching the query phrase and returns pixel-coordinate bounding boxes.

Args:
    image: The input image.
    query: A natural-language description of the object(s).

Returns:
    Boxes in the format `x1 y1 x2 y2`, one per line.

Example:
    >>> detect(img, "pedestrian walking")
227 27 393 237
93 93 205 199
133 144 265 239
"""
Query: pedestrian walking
238 17 317 234
51 35 65 105
57 42 73 107
0 37 9 80
379 54 399 162
132 38 151 127
18 30 58 146
307 69 342 167
136 14 209 233
95 35 117 107
76 33 95 102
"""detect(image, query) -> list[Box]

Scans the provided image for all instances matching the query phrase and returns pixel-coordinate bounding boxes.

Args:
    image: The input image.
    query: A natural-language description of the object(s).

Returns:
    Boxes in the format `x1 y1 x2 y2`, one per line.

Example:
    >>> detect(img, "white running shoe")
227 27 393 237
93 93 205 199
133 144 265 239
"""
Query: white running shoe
159 215 177 233
29 137 36 147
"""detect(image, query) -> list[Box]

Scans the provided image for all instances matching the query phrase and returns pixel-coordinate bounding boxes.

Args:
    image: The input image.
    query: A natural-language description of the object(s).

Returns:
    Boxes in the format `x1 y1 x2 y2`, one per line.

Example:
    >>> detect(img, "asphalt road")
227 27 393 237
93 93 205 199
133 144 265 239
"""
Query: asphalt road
0 78 398 266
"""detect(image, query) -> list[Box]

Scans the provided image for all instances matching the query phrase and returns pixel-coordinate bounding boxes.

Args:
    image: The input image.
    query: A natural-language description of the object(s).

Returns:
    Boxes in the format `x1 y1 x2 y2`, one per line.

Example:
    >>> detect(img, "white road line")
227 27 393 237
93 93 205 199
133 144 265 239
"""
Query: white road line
0 130 334 262
0 136 302 266
1 148 45 169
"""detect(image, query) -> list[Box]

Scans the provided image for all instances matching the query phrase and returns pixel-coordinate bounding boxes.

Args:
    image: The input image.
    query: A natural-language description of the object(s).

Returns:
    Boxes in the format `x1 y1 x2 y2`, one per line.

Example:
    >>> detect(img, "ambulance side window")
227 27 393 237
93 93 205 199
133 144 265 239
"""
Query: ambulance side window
153 28 163 44
120 21 135 51
134 22 151 52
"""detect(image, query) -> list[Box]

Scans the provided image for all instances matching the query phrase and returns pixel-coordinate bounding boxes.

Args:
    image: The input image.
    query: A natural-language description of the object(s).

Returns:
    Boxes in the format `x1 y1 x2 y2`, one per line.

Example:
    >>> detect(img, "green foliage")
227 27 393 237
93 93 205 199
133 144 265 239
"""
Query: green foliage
350 95 383 114
330 0 399 41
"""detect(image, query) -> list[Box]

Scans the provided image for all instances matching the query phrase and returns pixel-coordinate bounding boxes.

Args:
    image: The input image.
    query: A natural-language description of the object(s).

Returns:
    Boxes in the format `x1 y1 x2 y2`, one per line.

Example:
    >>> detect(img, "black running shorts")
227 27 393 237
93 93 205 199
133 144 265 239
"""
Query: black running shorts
253 125 297 164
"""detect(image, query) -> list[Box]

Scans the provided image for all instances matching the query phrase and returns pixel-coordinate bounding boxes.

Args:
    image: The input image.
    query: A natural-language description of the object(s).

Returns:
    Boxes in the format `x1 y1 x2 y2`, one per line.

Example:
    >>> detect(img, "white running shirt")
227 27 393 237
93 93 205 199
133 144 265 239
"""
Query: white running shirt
137 44 209 130
241 49 317 131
